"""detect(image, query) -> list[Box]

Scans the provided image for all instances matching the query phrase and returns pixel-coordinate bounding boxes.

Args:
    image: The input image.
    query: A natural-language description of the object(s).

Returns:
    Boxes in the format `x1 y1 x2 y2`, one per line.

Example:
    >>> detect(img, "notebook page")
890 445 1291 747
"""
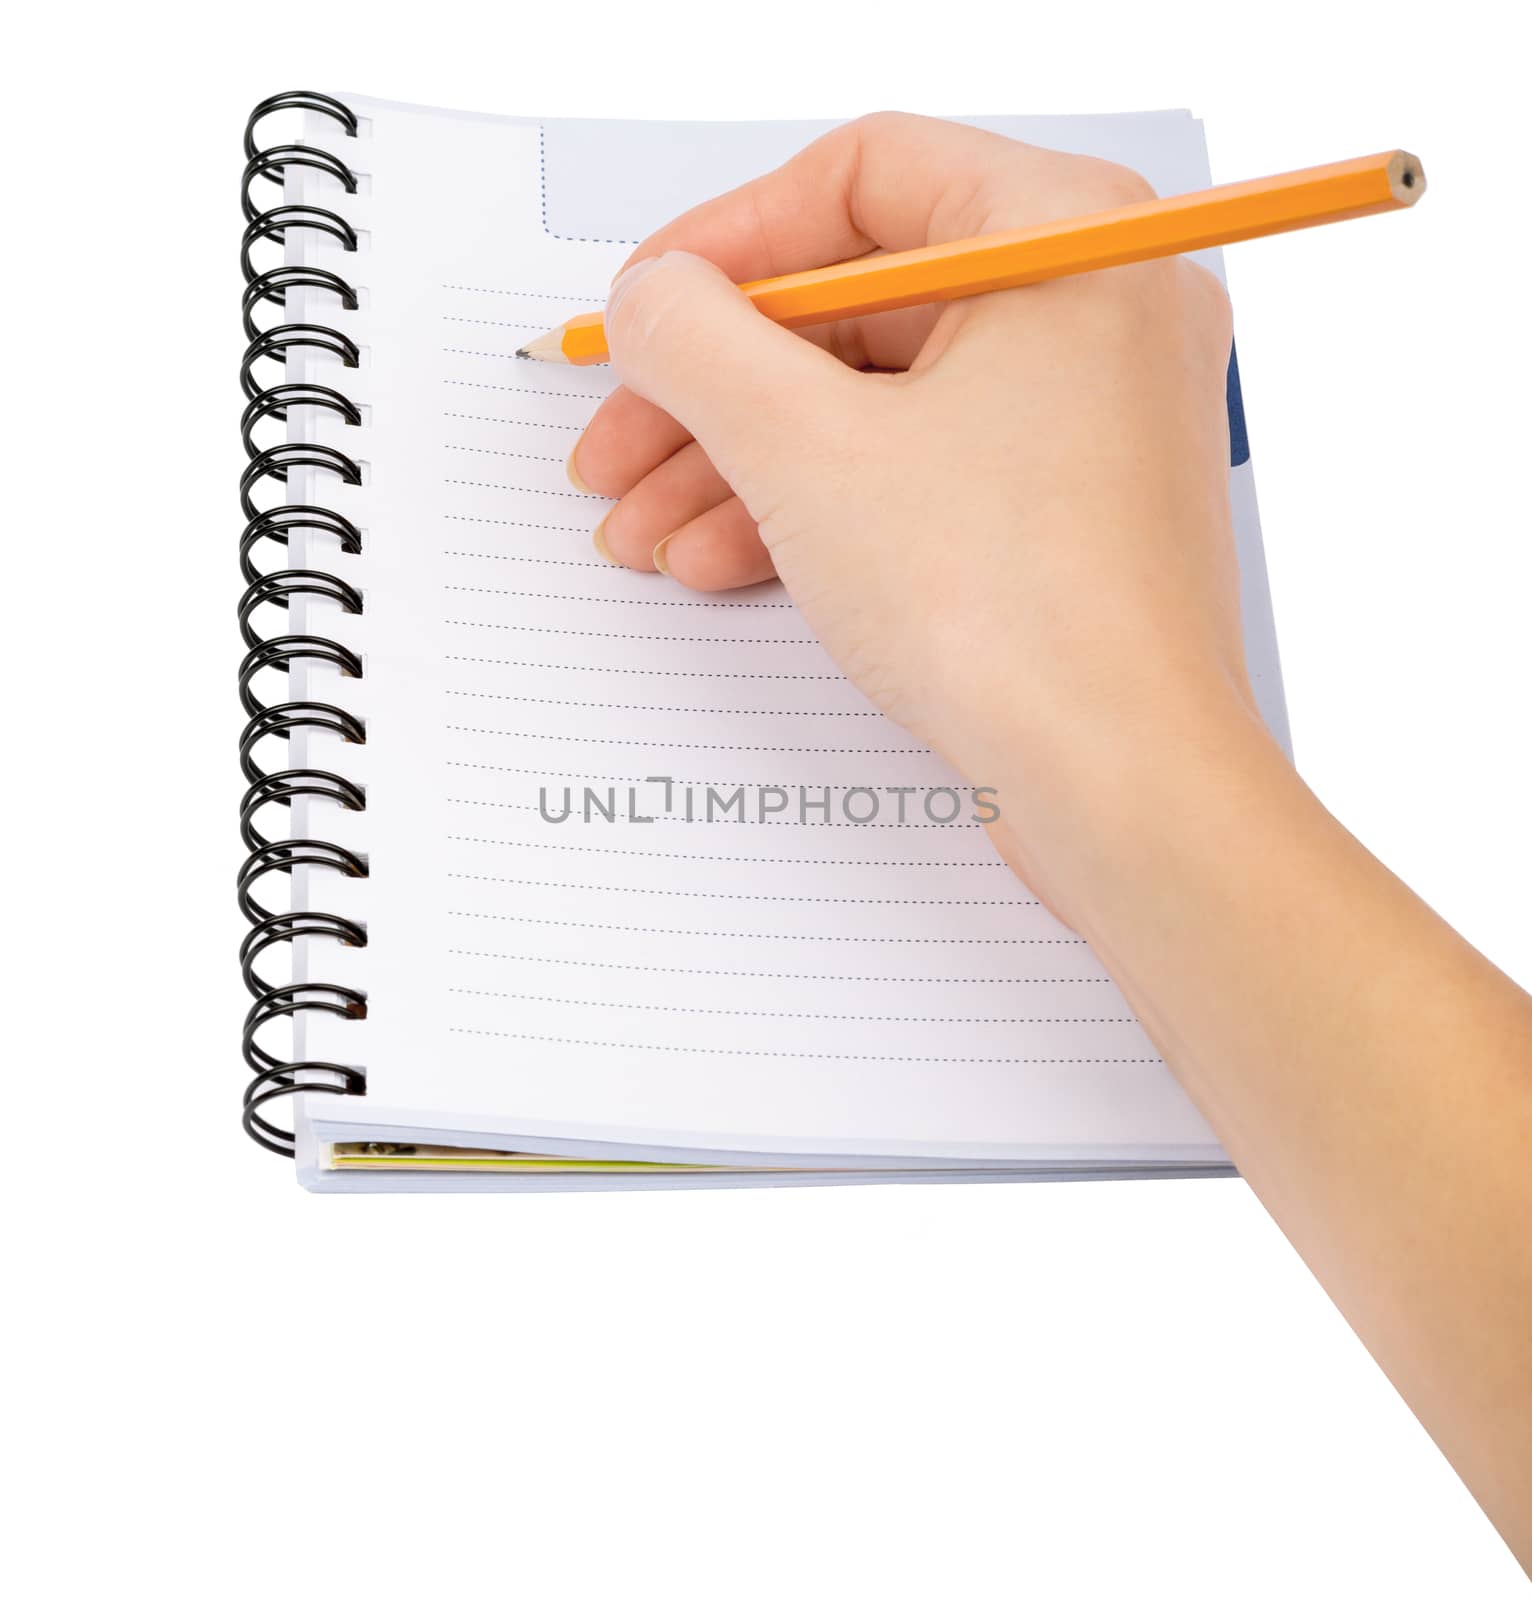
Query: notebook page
283 100 1281 1165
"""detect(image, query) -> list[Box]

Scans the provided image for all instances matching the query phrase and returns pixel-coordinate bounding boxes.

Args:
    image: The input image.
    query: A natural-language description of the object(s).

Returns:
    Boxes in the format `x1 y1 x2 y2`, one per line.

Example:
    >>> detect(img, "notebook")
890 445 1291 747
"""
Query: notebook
238 91 1289 1191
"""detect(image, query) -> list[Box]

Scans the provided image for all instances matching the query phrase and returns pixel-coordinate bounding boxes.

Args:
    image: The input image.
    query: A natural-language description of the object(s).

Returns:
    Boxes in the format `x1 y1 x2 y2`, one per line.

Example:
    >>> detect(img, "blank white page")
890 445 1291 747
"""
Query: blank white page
280 99 1287 1168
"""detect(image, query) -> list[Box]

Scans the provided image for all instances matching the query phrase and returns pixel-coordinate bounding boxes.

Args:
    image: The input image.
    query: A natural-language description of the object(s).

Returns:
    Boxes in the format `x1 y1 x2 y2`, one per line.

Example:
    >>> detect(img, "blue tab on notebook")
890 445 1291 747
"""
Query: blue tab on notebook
1227 343 1250 467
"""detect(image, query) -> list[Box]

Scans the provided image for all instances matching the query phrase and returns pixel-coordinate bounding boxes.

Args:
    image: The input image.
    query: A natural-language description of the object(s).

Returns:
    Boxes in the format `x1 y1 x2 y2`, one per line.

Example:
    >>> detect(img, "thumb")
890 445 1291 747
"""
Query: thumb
603 250 857 502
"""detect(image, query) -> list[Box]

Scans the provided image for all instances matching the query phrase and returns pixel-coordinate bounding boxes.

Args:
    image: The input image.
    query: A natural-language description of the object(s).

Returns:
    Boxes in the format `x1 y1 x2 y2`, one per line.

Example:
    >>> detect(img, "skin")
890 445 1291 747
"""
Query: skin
569 113 1532 1566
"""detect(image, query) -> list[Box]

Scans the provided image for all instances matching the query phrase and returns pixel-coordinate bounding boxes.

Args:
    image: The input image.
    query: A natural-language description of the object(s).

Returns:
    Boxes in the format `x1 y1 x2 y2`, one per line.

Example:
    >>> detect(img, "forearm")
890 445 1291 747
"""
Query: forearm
980 691 1532 1563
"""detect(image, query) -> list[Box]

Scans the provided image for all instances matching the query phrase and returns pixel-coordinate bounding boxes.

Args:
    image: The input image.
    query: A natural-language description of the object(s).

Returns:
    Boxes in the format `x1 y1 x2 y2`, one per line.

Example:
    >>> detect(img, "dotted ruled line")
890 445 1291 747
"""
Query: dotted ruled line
450 1026 1149 1065
446 760 948 789
443 445 565 465
442 285 593 301
445 474 596 500
446 619 817 645
445 513 586 534
446 870 1032 907
444 555 611 571
448 797 982 830
449 909 1075 944
448 987 1124 1026
446 690 878 717
443 379 600 402
447 723 920 752
448 834 1005 867
443 315 548 331
446 653 839 678
449 949 1094 981
443 581 793 610
444 411 583 430
445 349 600 367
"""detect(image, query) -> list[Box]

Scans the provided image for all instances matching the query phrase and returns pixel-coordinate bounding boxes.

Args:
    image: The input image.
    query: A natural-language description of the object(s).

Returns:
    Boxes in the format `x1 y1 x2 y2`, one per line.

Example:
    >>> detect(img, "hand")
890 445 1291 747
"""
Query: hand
573 116 1532 1559
571 112 1259 923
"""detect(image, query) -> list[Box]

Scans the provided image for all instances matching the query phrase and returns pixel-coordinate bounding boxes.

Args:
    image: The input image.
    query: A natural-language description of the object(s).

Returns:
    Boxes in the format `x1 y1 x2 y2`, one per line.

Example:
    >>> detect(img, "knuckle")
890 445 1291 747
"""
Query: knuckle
606 254 693 350
850 109 922 142
976 152 1159 234
1072 156 1158 208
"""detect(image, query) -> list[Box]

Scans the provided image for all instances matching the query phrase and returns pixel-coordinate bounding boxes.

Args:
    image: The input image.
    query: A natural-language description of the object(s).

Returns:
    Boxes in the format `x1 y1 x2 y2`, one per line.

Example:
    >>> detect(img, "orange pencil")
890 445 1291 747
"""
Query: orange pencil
517 150 1424 366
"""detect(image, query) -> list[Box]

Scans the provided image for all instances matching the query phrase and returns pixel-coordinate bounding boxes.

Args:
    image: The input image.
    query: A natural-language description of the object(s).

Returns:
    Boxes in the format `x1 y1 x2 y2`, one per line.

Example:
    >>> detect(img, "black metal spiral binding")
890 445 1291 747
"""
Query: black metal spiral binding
241 325 360 402
239 91 368 1156
242 206 359 284
241 384 363 461
243 267 360 340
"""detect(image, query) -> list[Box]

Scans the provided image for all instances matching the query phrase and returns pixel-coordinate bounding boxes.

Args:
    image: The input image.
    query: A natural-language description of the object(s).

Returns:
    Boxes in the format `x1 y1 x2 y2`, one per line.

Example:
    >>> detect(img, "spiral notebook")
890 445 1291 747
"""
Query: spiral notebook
238 92 1289 1191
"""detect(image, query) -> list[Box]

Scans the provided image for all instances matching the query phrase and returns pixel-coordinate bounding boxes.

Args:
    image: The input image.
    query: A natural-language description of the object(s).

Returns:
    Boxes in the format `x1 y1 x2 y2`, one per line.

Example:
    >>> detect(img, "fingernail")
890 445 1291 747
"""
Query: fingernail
592 515 616 564
651 534 675 576
567 447 590 494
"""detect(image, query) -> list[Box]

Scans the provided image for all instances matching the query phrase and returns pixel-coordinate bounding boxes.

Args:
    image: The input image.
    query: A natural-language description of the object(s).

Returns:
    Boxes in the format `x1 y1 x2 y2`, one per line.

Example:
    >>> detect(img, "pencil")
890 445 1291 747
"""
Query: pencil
516 150 1424 366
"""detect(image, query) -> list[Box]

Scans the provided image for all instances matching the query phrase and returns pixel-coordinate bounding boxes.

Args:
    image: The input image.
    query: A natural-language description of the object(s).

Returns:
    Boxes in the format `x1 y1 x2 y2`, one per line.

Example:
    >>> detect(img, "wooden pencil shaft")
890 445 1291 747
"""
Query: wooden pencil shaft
533 150 1424 365
749 150 1422 321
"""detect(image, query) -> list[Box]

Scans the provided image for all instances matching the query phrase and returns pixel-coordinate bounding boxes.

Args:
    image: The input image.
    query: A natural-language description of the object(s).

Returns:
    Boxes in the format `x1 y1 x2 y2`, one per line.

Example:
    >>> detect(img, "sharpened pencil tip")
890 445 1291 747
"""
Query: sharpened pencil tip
514 345 531 358
517 327 571 363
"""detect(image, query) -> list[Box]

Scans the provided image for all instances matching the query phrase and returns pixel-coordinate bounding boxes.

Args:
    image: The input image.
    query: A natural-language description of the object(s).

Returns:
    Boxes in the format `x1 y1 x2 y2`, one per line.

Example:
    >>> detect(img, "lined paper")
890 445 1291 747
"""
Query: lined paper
433 282 1137 1080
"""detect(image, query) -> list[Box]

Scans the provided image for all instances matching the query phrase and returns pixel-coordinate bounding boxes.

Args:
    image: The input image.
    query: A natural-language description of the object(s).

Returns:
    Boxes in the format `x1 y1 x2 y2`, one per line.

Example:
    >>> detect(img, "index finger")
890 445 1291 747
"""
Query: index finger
616 112 1119 373
622 111 1079 281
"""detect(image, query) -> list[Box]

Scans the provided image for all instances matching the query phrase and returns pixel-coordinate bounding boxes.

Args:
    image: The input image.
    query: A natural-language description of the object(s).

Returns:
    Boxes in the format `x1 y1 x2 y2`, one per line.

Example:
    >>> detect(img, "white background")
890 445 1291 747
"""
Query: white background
4 1 1527 1592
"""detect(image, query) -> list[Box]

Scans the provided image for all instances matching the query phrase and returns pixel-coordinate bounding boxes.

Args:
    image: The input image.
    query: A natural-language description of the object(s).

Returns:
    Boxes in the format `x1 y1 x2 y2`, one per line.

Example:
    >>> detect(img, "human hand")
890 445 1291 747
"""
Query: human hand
571 112 1262 921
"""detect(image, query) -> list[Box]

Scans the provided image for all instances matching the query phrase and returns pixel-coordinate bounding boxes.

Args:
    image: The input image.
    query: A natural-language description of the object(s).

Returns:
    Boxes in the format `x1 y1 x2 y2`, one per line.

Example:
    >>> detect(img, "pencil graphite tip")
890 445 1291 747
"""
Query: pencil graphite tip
517 328 568 363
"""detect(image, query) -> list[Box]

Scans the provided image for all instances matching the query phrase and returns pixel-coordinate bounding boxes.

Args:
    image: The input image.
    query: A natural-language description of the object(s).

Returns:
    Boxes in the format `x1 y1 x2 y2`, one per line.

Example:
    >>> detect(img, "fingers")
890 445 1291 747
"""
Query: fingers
611 112 1103 373
570 300 941 514
655 499 775 591
601 252 857 505
569 384 689 500
592 440 772 591
593 438 731 568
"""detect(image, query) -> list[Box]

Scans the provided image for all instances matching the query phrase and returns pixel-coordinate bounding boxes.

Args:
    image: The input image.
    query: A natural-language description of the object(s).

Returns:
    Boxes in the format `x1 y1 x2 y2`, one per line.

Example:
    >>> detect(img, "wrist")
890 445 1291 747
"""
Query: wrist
955 672 1302 933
